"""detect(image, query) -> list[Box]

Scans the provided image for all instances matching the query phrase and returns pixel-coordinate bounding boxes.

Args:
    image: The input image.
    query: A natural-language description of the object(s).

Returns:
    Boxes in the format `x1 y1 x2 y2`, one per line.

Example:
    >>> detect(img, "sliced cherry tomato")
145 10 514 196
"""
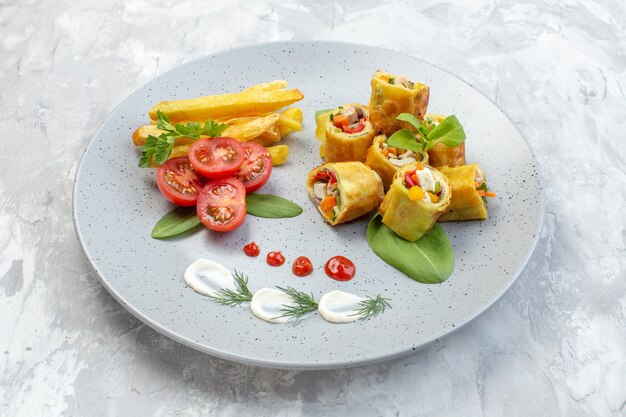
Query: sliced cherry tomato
188 137 244 179
342 122 365 134
266 251 286 267
156 157 205 206
196 177 246 232
243 242 260 257
292 256 313 277
233 142 273 193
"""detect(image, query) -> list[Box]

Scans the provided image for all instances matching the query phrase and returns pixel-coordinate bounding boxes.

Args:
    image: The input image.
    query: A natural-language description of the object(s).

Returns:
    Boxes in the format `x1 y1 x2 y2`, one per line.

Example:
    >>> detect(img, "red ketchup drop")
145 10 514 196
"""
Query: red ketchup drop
266 251 286 267
243 242 260 257
324 256 355 281
292 256 313 277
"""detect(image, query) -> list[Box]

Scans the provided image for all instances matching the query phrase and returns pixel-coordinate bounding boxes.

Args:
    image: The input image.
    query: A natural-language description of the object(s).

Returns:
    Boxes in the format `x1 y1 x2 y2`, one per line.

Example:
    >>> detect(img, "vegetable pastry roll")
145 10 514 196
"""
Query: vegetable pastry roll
425 114 466 167
318 104 376 162
379 163 451 241
368 71 430 135
438 164 495 222
307 162 384 226
365 134 429 190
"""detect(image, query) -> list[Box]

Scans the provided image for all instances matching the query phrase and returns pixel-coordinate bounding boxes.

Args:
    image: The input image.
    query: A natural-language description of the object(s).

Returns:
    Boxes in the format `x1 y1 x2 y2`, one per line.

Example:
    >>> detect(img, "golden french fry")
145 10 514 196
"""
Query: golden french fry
281 107 303 122
243 80 289 93
267 145 289 166
252 125 281 146
222 113 280 143
277 115 302 137
132 125 163 146
169 145 191 159
149 87 304 123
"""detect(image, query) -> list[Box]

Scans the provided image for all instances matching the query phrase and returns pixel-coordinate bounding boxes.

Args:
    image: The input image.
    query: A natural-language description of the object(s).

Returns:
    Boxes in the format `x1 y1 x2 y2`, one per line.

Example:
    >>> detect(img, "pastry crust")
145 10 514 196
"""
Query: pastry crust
307 162 384 226
425 114 466 167
368 70 430 135
438 164 488 221
379 163 451 241
321 104 376 162
365 134 429 190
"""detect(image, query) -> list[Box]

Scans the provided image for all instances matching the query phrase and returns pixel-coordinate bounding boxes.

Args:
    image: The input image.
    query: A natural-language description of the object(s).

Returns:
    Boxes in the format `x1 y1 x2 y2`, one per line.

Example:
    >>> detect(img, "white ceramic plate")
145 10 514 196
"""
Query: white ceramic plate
73 41 543 369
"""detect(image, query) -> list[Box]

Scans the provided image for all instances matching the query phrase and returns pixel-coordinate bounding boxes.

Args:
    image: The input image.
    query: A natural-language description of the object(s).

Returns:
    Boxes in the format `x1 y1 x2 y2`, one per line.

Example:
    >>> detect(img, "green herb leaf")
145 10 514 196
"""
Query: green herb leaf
245 194 303 218
200 119 228 137
156 109 174 131
386 129 424 153
367 214 455 284
424 115 466 151
153 135 176 165
350 295 391 319
151 206 202 239
208 271 254 306
275 286 318 323
139 135 159 167
315 108 334 119
396 113 422 131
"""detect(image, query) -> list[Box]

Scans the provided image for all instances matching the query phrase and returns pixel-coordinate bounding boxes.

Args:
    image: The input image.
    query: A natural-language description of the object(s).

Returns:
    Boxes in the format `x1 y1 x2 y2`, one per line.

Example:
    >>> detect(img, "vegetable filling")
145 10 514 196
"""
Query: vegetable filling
474 170 496 199
404 163 443 204
313 170 341 220
330 105 368 134
380 139 424 167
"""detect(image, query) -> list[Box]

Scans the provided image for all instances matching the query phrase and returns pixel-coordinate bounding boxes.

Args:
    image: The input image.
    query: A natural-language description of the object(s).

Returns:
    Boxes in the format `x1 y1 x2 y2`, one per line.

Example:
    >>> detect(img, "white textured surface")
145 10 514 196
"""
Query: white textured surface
1 0 624 415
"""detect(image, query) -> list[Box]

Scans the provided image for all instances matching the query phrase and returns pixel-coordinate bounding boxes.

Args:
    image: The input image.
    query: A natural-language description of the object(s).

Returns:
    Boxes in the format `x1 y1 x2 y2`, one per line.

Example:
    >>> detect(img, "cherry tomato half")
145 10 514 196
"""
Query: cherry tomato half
266 251 286 267
234 142 273 193
196 177 246 232
292 256 313 277
156 157 205 206
188 137 244 179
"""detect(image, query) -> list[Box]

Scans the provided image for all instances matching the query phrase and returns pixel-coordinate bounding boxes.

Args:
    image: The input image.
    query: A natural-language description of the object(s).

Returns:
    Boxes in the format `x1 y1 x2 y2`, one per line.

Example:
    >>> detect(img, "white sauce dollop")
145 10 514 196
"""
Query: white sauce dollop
250 288 296 324
318 290 366 323
183 259 236 297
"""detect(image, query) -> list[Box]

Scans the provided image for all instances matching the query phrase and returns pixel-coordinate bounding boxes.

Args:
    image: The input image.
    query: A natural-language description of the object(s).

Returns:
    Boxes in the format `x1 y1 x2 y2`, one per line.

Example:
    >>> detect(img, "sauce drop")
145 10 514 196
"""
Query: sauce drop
324 256 355 281
243 241 260 257
266 251 286 267
292 256 313 277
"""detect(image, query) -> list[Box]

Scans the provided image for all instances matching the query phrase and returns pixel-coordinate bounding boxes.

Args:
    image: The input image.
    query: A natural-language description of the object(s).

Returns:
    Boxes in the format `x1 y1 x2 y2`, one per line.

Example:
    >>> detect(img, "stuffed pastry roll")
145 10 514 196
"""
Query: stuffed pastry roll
317 104 376 162
425 114 466 167
438 164 495 222
365 134 429 190
368 70 430 135
307 162 384 226
379 163 451 241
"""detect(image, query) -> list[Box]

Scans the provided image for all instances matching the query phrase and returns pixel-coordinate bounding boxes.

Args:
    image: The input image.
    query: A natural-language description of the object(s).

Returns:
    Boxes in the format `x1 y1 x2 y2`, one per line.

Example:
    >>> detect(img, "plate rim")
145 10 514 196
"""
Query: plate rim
72 40 545 369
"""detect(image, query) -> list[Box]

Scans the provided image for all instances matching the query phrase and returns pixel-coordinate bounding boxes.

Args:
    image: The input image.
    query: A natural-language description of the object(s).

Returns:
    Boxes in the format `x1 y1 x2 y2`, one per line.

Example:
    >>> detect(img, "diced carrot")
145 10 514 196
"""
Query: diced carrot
381 148 389 156
474 181 480 188
416 161 424 170
408 186 425 201
411 173 419 185
388 147 398 156
332 114 349 128
319 195 337 211
484 191 496 197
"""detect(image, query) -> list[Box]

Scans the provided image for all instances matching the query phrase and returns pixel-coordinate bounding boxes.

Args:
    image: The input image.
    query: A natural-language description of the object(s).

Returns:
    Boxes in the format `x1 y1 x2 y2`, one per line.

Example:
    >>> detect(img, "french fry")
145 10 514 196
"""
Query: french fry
276 107 303 137
266 145 289 166
148 84 304 123
222 114 280 143
242 80 289 93
169 145 191 159
132 125 196 147
253 125 281 146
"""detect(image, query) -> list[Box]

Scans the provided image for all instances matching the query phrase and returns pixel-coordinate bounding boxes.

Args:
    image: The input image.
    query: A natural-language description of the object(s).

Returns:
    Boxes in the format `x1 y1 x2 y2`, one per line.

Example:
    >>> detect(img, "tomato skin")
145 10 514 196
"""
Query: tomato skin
243 242 260 257
266 251 286 267
292 256 313 277
189 137 244 179
196 177 246 232
156 157 205 206
324 256 356 281
234 142 273 193
342 122 365 134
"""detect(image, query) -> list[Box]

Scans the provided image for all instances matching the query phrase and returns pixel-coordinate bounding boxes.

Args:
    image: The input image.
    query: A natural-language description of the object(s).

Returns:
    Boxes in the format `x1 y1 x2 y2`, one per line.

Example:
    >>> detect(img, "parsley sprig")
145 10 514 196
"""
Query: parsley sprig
139 110 228 167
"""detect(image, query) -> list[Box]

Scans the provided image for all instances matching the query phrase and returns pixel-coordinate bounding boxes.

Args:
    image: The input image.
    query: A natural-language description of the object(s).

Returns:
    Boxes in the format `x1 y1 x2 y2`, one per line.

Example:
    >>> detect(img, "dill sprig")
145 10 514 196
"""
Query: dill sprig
275 286 319 323
350 295 391 319
208 270 253 306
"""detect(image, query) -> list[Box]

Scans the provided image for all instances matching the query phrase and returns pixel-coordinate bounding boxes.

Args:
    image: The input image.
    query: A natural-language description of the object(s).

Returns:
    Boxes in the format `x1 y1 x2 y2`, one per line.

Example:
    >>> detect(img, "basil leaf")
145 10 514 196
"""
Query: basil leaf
424 115 466 151
386 129 424 153
396 113 422 131
152 206 202 239
367 215 454 284
246 194 303 218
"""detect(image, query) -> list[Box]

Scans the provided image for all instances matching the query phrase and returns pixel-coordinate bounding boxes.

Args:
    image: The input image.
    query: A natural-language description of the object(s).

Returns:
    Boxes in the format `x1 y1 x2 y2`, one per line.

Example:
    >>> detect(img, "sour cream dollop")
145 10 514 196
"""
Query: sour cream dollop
318 290 366 323
250 288 296 324
183 259 236 297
